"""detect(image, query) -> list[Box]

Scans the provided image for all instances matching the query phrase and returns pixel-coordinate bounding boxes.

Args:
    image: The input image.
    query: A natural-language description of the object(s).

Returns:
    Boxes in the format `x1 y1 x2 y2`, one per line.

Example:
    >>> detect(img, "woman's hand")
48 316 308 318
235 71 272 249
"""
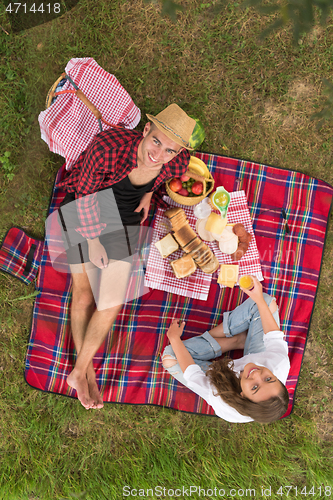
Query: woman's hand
240 276 264 304
166 319 185 342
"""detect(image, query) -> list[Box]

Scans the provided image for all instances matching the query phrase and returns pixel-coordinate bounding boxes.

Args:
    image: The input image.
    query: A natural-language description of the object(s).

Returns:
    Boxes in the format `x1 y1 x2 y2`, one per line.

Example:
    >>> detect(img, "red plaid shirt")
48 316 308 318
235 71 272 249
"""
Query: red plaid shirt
57 127 190 239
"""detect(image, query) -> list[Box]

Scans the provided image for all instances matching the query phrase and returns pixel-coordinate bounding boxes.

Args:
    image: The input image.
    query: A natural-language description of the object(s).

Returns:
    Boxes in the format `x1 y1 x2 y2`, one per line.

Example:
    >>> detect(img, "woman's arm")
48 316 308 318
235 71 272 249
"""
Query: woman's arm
166 320 196 372
241 277 280 334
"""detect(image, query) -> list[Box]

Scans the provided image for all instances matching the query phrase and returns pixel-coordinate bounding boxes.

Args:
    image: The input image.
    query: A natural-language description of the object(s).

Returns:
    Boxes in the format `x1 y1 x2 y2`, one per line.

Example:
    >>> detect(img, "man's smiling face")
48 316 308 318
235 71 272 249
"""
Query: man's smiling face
138 122 183 170
240 363 282 402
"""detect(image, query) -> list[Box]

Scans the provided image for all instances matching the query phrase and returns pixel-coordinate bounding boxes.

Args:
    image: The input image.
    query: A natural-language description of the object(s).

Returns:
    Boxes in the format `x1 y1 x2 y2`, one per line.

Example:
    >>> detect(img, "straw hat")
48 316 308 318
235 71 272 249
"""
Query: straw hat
146 104 196 150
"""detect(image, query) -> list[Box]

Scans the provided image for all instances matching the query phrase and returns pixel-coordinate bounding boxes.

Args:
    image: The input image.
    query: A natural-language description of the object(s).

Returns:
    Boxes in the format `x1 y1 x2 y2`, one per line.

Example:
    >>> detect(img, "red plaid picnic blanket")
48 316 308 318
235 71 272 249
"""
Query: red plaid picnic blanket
38 58 141 169
0 228 43 284
7 154 331 419
145 191 263 300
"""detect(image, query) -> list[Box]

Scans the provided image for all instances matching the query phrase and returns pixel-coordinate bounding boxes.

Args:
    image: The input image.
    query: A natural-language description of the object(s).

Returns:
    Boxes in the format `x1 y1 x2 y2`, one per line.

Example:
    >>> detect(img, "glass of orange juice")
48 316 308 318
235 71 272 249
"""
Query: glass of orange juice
239 275 254 290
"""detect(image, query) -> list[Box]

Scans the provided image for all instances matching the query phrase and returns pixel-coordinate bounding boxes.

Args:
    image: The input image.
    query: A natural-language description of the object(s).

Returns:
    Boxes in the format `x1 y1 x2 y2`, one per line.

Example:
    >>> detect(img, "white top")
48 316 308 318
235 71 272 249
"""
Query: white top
183 330 290 423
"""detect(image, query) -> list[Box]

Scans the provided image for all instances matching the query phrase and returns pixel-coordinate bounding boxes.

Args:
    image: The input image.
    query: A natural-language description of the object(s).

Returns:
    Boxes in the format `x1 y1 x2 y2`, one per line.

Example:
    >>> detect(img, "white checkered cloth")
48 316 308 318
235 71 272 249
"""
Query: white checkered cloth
144 191 263 300
38 58 141 169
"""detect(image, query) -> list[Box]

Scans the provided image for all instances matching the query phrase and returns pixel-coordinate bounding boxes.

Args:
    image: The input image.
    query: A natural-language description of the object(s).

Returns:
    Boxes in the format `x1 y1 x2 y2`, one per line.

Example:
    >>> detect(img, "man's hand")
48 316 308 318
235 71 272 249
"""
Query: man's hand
167 319 185 342
134 192 153 224
87 238 108 269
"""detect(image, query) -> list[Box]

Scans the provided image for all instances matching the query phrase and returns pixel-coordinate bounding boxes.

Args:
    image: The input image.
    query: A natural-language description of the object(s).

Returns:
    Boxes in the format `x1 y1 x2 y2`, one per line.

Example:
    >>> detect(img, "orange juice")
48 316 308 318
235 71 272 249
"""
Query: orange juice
239 275 254 290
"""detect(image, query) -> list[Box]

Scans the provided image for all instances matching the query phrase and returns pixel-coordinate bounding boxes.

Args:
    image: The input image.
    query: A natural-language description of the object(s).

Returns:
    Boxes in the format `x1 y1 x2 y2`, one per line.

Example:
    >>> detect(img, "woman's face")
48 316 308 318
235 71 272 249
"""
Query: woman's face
240 363 282 402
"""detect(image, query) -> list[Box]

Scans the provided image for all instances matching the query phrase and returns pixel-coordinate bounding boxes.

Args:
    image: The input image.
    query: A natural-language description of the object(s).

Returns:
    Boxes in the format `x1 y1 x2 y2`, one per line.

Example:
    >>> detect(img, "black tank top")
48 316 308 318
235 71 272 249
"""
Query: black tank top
111 175 157 225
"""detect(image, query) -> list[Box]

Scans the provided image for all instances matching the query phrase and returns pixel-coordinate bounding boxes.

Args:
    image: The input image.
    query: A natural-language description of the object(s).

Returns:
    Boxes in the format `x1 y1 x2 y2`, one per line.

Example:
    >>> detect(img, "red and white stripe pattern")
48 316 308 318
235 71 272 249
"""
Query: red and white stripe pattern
38 58 141 169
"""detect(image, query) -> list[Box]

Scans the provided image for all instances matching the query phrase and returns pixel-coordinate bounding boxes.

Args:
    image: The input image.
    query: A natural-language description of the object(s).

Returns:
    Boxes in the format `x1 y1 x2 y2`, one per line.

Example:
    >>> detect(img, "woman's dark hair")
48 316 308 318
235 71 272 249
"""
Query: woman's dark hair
206 357 289 424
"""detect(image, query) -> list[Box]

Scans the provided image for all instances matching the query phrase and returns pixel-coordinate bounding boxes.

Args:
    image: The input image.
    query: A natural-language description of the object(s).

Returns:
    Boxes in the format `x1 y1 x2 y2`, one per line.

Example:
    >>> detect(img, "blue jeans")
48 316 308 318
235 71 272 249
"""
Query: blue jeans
162 294 280 388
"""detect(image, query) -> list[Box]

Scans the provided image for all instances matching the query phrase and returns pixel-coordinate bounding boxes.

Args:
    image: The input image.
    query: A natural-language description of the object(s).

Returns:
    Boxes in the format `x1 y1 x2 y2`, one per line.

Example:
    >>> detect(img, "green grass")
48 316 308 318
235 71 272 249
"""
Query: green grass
1 0 333 498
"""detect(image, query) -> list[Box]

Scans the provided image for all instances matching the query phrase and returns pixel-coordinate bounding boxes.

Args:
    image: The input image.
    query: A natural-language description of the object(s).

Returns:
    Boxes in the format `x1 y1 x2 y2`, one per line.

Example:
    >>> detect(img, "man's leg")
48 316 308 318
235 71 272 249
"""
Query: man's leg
67 302 122 409
67 260 131 409
67 265 100 409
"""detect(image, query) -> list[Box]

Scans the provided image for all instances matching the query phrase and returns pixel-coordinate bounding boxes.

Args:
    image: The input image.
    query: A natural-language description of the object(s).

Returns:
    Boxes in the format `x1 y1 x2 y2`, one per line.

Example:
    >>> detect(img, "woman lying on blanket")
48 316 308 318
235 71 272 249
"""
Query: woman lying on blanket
162 277 290 423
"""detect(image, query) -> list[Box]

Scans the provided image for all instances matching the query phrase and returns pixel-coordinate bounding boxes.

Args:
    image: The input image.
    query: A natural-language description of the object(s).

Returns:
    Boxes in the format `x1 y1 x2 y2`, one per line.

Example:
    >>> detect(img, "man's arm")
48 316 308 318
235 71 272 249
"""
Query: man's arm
75 192 109 269
74 144 111 268
134 191 153 224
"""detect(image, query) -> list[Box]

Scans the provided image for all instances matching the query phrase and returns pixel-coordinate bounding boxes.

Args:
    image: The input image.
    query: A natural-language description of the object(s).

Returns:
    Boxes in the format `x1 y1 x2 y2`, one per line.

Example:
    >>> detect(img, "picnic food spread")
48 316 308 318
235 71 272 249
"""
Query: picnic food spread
149 157 263 292
154 200 254 282
155 207 220 278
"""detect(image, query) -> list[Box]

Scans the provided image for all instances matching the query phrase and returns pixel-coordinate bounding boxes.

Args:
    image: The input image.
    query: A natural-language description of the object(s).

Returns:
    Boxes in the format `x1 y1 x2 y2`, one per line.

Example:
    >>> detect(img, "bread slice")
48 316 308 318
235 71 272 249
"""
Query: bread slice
192 245 211 262
199 254 220 274
183 237 201 253
170 254 197 279
154 233 179 258
190 241 209 260
164 207 184 219
171 213 188 231
195 250 214 266
173 225 197 247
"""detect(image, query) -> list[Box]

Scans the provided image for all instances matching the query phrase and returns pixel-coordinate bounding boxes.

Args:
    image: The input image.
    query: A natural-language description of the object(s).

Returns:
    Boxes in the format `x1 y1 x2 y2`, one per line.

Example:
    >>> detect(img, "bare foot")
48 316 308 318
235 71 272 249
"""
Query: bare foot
67 370 94 409
87 373 104 409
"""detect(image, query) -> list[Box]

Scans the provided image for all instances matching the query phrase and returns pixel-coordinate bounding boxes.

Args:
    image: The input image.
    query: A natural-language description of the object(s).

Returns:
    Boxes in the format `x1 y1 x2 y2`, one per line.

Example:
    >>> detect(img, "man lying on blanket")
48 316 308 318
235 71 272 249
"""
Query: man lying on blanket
56 104 195 409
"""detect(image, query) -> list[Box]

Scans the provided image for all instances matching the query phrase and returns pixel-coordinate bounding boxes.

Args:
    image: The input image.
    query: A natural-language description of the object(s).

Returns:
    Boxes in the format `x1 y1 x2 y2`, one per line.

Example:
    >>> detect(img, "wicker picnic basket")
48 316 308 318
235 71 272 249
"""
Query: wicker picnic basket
45 72 122 130
165 170 215 206
45 73 67 108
